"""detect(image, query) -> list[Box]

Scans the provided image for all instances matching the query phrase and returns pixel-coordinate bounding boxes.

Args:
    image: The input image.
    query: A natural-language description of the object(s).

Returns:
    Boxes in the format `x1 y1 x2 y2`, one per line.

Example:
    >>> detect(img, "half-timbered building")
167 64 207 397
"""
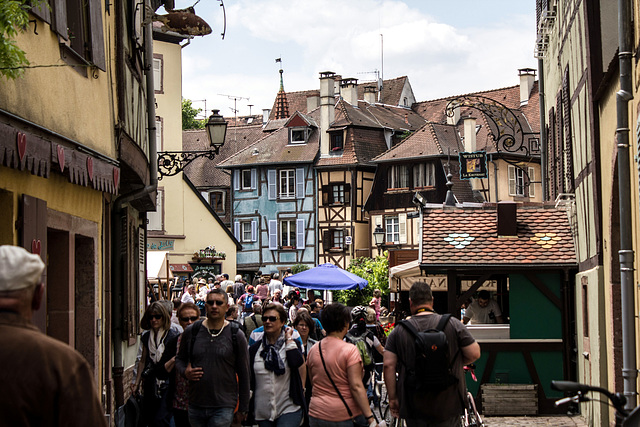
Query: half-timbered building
218 111 319 278
315 72 426 268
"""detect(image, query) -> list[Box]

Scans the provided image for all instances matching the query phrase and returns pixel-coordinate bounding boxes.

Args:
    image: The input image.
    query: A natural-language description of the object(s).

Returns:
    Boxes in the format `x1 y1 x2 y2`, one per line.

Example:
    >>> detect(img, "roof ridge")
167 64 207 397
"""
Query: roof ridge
416 83 521 104
428 123 444 155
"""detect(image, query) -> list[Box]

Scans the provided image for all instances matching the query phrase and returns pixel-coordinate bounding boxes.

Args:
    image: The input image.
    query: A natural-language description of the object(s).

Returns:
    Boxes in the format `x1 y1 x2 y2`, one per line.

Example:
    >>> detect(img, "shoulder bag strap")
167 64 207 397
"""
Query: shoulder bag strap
318 341 354 418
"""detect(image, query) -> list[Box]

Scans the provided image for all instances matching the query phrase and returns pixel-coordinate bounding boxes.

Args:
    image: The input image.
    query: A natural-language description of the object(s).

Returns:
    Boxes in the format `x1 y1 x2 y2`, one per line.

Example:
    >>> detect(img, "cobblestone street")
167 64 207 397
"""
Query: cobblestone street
483 415 588 426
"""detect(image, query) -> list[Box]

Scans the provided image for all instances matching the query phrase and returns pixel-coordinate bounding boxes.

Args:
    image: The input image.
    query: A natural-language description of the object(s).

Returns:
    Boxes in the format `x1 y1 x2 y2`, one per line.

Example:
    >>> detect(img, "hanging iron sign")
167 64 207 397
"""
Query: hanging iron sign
459 151 488 179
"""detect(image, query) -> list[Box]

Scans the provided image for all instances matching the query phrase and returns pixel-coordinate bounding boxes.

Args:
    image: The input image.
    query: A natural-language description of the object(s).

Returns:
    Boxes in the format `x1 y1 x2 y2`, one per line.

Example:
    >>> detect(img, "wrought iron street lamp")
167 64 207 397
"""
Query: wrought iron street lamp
157 109 228 179
373 225 385 256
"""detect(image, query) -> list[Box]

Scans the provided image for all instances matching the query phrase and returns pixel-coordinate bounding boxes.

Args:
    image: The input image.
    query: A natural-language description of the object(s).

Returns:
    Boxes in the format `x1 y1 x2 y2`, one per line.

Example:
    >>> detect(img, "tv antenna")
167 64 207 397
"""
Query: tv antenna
219 94 249 140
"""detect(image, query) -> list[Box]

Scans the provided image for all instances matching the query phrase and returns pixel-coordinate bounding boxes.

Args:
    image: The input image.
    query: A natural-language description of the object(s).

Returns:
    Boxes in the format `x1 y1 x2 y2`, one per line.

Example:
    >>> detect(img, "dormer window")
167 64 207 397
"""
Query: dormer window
289 127 309 144
330 132 344 152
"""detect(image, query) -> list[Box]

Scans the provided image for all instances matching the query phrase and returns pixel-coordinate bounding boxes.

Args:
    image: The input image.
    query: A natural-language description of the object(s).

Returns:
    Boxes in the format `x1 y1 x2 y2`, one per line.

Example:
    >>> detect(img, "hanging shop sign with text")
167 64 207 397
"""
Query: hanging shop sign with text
459 151 488 179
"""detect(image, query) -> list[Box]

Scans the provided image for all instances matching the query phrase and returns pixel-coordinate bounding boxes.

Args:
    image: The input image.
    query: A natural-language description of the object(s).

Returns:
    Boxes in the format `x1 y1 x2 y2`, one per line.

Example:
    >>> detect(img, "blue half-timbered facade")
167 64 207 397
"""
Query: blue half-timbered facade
218 111 319 277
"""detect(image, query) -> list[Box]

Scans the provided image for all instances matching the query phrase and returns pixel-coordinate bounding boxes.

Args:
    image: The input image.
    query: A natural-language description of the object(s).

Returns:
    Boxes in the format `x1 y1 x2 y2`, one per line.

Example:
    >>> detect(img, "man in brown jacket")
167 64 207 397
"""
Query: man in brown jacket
0 245 106 427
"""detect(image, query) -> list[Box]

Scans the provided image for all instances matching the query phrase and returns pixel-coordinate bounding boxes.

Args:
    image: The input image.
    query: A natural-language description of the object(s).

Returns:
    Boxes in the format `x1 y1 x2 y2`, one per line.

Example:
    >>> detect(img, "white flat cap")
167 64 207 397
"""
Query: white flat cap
0 245 45 292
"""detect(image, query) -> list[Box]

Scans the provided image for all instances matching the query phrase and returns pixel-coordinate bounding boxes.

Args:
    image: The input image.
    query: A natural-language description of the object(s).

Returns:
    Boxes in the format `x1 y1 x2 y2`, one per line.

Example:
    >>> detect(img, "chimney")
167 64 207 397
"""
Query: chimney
364 85 377 104
340 78 358 105
497 201 517 236
262 109 271 125
320 71 336 156
446 105 460 125
519 68 536 105
463 116 477 152
306 94 320 111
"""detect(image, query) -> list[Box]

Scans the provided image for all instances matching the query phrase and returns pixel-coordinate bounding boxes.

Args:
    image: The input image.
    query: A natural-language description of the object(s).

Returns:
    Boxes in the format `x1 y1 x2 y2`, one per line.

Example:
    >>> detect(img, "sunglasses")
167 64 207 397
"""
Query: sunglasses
205 300 225 306
150 314 163 320
180 316 199 322
263 316 280 323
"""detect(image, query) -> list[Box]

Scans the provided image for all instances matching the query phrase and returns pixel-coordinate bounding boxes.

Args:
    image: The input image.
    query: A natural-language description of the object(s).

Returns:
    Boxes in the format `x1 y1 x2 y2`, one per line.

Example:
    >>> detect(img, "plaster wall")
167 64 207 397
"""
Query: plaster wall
477 160 542 202
2 14 116 158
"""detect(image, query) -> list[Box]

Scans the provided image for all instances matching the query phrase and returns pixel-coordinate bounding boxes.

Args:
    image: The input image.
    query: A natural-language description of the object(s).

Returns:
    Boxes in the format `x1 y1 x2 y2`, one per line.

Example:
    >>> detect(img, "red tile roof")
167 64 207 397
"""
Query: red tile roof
182 124 265 187
420 203 576 268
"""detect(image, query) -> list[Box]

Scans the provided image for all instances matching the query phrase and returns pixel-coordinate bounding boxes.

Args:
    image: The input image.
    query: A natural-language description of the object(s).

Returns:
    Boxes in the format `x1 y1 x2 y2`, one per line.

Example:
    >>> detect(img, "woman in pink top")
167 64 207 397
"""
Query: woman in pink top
255 278 269 301
306 303 377 427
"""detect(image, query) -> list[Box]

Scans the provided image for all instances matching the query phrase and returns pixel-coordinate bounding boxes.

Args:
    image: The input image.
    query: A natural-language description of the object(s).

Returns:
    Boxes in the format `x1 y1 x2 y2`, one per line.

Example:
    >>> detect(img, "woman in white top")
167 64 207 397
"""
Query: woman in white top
248 303 306 427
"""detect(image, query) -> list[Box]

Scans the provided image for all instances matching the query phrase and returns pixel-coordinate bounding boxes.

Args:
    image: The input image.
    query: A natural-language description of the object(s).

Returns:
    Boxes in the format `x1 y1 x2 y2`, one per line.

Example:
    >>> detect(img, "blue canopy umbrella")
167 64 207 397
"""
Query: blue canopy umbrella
283 263 368 291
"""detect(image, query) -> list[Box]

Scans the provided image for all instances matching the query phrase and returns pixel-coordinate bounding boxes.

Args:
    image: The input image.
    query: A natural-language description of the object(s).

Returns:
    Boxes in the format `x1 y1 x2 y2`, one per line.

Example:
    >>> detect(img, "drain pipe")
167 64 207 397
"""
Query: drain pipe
616 0 636 410
538 58 547 201
112 1 158 408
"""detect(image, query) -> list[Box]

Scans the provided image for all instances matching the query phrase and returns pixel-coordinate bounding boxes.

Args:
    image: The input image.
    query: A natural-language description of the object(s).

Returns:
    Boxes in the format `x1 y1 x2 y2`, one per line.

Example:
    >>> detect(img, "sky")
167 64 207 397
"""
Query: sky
168 0 537 121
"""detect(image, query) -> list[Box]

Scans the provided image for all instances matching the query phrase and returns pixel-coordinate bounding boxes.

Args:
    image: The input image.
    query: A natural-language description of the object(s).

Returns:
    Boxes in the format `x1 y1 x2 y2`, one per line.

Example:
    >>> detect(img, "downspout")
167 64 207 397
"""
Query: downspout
538 58 548 201
112 2 158 408
616 0 636 410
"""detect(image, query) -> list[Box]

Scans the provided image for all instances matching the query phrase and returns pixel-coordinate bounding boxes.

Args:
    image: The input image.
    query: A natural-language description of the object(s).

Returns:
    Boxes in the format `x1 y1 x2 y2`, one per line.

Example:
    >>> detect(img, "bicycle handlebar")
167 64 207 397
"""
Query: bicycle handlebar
551 380 628 416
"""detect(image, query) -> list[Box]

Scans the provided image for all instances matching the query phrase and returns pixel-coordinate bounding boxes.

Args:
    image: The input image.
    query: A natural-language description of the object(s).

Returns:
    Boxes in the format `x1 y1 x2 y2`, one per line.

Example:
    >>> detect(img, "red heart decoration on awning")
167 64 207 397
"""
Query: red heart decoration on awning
113 167 120 189
17 132 27 161
87 157 94 182
31 239 41 256
57 145 65 172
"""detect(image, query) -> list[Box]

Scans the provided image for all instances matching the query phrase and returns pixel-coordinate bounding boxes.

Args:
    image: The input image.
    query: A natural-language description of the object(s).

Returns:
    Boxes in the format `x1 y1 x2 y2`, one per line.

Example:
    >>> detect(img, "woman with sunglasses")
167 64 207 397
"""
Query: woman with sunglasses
133 301 180 427
164 302 200 427
248 303 306 427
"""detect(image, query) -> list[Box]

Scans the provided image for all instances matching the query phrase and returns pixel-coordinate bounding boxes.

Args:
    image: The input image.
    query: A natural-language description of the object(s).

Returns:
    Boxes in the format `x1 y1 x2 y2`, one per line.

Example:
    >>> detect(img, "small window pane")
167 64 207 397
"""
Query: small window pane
242 170 252 189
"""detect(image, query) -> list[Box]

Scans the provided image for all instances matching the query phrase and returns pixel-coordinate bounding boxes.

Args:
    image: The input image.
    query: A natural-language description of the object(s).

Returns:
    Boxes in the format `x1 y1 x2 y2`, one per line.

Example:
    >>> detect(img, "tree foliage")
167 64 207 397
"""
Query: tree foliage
291 264 310 274
0 1 32 80
182 99 205 130
332 253 389 307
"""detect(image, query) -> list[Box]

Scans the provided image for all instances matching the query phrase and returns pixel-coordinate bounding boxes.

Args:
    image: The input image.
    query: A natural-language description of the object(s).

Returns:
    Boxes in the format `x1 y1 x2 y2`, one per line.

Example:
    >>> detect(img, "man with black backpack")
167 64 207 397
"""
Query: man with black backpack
383 281 480 426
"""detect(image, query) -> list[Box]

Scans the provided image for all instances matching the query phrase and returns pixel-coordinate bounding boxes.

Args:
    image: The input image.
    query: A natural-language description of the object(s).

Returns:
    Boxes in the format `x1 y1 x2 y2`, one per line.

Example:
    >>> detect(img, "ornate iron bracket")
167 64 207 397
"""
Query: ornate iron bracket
157 147 221 179
445 95 541 193
445 95 539 157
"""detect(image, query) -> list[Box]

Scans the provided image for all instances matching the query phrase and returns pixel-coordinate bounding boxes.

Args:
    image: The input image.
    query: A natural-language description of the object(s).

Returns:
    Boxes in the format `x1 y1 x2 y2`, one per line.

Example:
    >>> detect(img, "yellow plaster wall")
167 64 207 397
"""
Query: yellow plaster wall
1 14 116 159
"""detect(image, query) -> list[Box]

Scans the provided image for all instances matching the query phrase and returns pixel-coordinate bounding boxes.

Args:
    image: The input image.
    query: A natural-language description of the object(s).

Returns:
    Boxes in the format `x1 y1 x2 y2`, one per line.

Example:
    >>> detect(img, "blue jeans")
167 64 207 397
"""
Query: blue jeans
188 405 235 427
257 408 303 427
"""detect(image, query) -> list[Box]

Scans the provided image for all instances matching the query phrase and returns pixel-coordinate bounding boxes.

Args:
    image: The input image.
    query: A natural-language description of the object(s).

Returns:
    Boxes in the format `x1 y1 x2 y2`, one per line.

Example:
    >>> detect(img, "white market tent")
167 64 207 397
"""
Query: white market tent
146 251 172 280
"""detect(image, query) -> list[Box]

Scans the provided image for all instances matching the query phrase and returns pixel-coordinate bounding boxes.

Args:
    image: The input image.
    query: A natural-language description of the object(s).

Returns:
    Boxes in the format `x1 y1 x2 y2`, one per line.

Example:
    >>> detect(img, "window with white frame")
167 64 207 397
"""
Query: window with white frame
242 169 253 189
413 163 435 187
385 216 400 243
153 55 163 93
281 219 296 247
332 184 345 204
289 128 308 144
279 169 296 199
241 222 252 242
148 188 164 231
155 117 163 151
508 166 525 196
388 165 410 189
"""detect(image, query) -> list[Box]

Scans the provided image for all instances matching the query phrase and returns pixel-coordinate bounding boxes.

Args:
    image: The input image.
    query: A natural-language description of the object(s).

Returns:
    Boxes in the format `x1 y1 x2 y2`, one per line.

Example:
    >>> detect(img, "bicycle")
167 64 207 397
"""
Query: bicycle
551 380 640 426
461 364 484 427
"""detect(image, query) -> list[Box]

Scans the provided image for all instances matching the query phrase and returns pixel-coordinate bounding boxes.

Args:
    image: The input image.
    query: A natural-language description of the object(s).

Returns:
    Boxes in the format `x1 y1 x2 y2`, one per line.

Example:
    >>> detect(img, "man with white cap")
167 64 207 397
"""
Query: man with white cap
0 245 106 426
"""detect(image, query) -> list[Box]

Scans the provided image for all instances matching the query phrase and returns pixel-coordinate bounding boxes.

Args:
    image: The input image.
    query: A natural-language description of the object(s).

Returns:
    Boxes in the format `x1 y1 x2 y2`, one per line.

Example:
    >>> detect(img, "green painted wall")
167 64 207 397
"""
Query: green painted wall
509 273 562 339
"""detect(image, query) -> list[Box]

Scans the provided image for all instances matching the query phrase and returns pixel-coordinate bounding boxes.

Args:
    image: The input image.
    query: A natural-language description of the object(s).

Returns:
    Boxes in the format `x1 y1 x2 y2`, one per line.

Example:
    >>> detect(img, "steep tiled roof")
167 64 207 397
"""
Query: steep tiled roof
421 203 576 267
218 111 320 168
373 123 462 162
225 115 263 127
182 124 265 187
269 89 319 120
359 76 410 106
316 100 426 168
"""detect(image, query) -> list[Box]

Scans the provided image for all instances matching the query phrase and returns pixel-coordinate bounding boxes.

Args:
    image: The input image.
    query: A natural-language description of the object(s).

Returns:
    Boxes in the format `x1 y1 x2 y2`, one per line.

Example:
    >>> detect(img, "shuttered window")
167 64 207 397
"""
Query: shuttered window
268 220 277 249
296 218 305 249
268 169 277 200
296 168 305 199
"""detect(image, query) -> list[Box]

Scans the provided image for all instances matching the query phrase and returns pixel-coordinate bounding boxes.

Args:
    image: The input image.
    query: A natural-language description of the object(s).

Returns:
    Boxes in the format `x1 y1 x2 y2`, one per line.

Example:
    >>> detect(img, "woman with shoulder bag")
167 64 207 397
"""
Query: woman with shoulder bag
132 301 179 427
306 303 377 427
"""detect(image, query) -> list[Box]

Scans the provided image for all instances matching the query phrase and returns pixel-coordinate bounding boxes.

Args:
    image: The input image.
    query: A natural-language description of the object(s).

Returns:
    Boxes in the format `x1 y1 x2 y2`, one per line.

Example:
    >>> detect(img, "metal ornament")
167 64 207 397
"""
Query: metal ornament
157 146 222 179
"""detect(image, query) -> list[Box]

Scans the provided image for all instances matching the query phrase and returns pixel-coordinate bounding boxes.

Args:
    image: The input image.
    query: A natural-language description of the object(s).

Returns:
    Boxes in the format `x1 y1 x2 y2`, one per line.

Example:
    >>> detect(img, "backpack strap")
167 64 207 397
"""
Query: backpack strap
188 320 204 364
397 318 420 337
435 314 452 332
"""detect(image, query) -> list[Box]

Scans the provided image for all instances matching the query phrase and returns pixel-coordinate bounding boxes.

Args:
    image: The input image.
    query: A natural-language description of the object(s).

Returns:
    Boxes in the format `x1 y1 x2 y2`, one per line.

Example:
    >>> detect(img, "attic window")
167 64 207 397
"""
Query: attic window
330 132 343 152
289 127 309 144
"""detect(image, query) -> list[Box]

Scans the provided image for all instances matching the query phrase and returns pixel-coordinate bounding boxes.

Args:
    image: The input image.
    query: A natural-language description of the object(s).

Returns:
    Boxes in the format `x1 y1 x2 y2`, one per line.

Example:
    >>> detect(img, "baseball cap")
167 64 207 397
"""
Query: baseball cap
0 245 45 292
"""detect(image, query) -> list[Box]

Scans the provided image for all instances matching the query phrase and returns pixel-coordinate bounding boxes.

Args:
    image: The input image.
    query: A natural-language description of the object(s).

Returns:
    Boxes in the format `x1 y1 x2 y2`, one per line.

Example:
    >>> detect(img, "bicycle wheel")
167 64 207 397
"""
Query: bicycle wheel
383 405 403 427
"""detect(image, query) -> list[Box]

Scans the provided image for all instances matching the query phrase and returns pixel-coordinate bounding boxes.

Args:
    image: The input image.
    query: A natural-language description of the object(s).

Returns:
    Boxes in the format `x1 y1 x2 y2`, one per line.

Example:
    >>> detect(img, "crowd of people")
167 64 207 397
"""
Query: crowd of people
139 268 492 427
134 270 394 427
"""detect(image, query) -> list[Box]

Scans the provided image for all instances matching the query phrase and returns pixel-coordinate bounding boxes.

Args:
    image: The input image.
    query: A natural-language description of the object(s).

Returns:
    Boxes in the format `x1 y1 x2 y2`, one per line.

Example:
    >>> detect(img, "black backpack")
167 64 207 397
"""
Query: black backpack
398 314 459 393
